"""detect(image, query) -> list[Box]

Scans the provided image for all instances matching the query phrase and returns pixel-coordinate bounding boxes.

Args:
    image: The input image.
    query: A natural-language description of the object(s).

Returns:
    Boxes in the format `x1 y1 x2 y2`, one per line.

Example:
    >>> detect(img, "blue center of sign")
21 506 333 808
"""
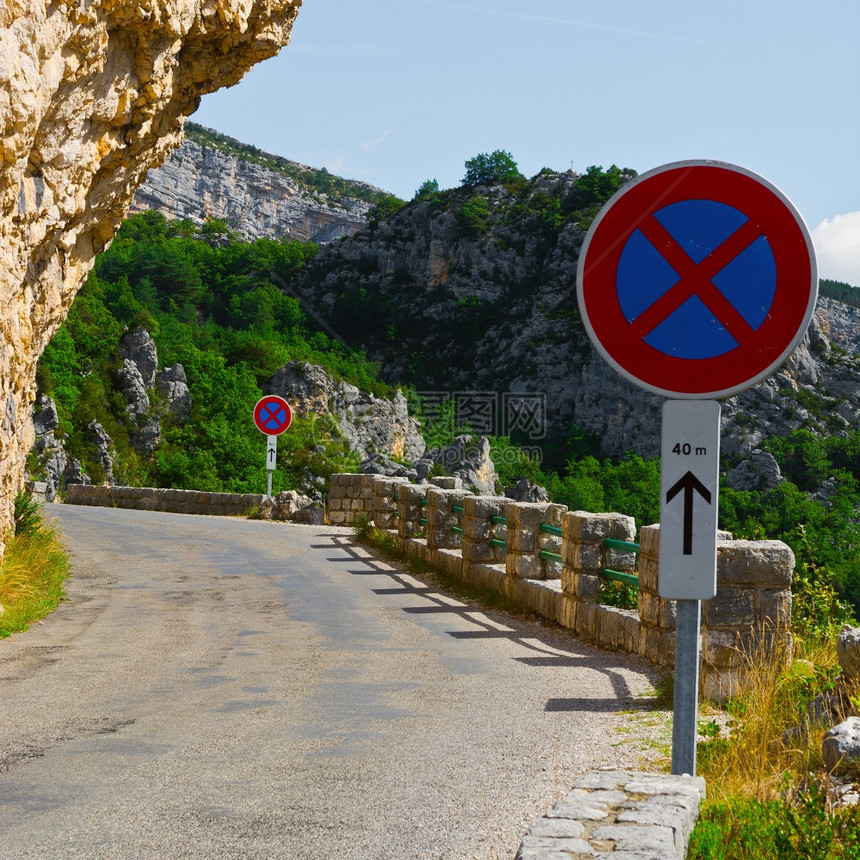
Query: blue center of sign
261 405 287 430
616 200 777 359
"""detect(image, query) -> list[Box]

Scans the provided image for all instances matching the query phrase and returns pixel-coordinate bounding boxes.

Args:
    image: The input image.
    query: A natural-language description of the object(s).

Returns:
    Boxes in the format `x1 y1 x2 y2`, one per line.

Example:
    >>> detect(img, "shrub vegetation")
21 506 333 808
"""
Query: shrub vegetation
35 211 376 493
0 494 70 637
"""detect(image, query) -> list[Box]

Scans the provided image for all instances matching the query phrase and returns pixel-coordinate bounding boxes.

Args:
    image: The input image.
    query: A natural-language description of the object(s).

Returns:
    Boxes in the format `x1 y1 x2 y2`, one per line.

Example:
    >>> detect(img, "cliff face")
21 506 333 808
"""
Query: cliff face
289 173 860 463
132 132 381 243
0 0 301 542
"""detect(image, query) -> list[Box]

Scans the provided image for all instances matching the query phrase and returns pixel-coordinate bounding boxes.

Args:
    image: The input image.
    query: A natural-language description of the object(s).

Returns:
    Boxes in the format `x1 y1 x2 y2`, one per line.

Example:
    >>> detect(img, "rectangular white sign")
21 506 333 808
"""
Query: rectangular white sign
658 400 721 600
266 435 277 471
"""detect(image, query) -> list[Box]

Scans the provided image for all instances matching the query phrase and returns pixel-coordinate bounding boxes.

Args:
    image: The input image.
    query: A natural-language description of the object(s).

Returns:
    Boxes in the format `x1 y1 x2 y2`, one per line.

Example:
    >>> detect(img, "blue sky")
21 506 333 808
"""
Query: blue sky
193 0 860 285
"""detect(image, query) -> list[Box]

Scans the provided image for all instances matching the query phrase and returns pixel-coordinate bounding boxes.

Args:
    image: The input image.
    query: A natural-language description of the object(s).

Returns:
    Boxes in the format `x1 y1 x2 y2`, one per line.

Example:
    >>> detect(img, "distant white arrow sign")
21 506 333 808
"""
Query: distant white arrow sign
658 400 721 600
266 435 278 471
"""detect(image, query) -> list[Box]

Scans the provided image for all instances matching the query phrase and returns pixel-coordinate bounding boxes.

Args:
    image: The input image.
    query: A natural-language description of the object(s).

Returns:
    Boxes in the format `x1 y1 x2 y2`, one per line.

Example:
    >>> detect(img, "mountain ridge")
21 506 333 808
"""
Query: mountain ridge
132 122 392 243
131 129 860 465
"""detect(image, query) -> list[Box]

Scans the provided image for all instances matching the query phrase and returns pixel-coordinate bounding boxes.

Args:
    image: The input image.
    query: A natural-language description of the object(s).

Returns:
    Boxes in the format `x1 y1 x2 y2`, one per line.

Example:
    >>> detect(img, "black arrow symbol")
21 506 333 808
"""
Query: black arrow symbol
665 471 712 555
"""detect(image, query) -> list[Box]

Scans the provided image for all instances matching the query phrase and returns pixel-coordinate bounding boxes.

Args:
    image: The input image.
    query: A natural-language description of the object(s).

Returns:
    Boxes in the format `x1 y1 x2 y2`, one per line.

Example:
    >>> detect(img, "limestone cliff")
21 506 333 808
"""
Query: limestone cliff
0 0 301 542
132 124 385 243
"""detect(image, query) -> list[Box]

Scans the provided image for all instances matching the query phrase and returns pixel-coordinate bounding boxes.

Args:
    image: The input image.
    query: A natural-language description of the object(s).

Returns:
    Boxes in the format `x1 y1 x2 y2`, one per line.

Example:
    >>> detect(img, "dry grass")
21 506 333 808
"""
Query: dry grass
0 516 70 637
697 629 851 803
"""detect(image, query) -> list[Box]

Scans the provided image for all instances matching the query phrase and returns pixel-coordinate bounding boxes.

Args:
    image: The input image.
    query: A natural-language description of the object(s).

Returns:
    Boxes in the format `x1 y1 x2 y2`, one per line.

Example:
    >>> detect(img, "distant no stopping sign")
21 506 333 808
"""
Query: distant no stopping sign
576 160 817 399
253 395 292 435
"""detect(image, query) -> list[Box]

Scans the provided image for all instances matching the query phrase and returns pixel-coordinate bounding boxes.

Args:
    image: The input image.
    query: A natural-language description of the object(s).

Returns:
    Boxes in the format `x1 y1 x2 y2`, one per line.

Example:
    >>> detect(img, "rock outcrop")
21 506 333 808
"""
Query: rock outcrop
157 363 191 421
30 326 190 486
132 130 381 243
0 0 301 545
31 396 67 501
427 434 498 495
266 361 425 463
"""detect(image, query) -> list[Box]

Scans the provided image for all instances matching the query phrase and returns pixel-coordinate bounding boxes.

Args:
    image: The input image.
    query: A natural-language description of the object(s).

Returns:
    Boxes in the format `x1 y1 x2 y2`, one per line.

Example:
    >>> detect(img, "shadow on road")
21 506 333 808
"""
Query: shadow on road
311 532 662 713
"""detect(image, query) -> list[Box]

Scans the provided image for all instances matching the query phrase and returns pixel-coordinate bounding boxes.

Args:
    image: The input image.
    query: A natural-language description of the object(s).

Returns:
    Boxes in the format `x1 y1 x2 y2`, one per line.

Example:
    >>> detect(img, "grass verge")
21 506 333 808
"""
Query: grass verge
691 611 860 857
0 494 70 637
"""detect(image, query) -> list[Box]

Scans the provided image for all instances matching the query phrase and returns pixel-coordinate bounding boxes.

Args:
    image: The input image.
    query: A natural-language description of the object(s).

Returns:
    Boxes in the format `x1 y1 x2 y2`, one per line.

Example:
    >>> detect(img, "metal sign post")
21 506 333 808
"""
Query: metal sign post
576 160 817 777
253 395 292 499
660 400 720 775
266 435 278 499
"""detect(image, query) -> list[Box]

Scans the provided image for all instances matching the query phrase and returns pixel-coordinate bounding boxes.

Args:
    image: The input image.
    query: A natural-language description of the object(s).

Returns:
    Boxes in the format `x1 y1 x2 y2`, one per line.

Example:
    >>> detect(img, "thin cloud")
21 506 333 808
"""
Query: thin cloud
362 129 392 151
812 212 860 288
401 0 706 44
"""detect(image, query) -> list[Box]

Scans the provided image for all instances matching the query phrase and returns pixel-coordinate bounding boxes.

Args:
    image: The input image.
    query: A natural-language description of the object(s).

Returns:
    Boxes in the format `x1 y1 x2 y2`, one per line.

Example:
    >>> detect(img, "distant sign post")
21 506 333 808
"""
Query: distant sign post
577 160 817 776
253 395 292 499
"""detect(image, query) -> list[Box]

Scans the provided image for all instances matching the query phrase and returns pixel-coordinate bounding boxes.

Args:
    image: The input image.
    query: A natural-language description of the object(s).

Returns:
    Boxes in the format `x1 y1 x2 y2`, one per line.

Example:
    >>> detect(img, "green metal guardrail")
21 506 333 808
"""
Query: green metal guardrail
602 538 640 586
539 523 563 537
381 488 640 582
489 514 507 549
538 523 564 563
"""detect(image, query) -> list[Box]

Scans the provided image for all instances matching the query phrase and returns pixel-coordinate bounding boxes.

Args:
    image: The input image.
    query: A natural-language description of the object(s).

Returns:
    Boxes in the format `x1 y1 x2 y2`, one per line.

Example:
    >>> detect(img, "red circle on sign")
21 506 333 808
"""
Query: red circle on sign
576 161 817 399
253 395 292 435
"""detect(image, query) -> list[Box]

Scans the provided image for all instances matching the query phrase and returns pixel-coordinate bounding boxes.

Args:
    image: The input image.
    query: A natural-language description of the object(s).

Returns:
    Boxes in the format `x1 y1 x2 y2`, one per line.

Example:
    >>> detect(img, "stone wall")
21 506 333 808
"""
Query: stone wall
332 473 796 699
65 484 263 516
0 0 301 549
327 473 375 526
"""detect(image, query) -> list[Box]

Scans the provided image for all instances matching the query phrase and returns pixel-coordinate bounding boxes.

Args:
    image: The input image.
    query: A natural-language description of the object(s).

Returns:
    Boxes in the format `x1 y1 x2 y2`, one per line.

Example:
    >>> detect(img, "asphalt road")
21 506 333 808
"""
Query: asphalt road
0 505 668 859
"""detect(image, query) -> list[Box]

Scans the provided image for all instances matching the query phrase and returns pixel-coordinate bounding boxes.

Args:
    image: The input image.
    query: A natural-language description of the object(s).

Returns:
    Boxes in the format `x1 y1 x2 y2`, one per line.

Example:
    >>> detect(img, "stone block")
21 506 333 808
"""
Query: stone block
538 533 562 554
464 495 503 519
702 586 756 628
558 595 577 629
542 558 563 580
463 542 500 564
463 517 491 541
576 600 597 636
507 554 541 579
591 824 676 854
506 502 553 530
517 835 594 856
564 510 636 543
637 557 660 592
716 540 795 587
567 542 603 572
758 589 792 628
605 548 637 573
701 629 742 669
572 573 602 601
428 476 460 489
641 626 667 665
638 590 676 631
509 529 536 553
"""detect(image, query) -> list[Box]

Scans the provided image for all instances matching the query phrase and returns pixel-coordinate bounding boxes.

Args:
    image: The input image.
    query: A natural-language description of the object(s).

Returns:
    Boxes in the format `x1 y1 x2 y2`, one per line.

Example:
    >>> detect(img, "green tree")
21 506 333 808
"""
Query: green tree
366 194 405 227
413 178 440 199
763 429 831 491
462 150 520 186
563 164 636 214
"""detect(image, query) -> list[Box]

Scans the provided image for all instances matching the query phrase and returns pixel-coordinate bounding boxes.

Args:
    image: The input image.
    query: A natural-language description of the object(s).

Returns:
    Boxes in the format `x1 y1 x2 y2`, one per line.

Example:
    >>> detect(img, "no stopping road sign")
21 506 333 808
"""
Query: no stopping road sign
253 395 292 436
576 160 817 399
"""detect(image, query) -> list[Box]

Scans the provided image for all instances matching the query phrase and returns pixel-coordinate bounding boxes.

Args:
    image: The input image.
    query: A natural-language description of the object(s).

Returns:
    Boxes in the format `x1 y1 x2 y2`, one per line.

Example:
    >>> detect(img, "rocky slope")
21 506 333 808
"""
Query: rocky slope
0 0 301 544
287 172 860 464
132 124 386 243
